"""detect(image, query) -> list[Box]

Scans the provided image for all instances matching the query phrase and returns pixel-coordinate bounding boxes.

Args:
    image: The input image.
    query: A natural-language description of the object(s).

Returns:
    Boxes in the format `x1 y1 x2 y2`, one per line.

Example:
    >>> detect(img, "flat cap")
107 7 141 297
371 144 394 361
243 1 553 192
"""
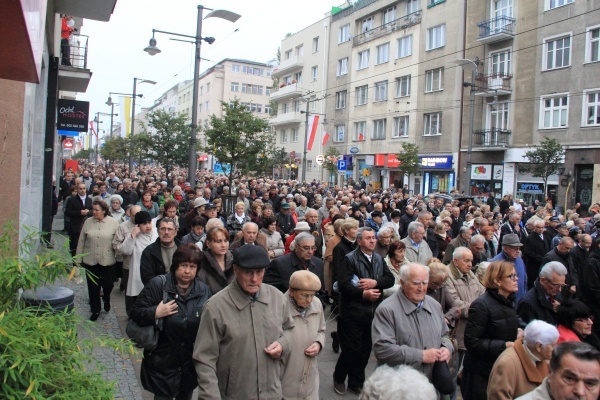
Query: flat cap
233 245 270 269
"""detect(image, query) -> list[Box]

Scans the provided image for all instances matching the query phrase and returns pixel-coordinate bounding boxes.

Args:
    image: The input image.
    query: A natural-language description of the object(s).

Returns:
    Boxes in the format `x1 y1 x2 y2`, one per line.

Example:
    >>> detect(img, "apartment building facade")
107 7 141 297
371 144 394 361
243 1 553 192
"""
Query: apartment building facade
270 20 330 182
320 0 466 193
463 0 600 213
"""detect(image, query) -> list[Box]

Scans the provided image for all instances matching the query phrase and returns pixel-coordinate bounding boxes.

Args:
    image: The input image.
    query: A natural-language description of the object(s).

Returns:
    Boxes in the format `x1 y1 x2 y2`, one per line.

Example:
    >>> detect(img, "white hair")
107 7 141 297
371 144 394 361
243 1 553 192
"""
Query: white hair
539 261 568 279
453 246 472 261
360 365 437 400
379 223 399 240
399 262 429 282
205 218 224 232
523 320 559 348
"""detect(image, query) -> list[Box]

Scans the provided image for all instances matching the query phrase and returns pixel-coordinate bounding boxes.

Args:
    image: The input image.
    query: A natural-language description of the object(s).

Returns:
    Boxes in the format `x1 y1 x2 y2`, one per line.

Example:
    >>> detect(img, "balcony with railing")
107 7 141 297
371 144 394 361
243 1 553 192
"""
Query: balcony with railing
271 55 304 78
473 129 511 147
353 10 422 47
270 111 303 127
477 16 516 44
475 73 512 97
270 82 303 102
58 34 92 93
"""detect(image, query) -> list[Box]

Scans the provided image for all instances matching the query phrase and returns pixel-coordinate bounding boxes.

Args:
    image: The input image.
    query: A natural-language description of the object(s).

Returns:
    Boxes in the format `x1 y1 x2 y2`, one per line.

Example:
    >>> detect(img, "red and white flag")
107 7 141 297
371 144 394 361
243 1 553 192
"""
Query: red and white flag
358 133 364 141
306 115 320 151
321 131 330 146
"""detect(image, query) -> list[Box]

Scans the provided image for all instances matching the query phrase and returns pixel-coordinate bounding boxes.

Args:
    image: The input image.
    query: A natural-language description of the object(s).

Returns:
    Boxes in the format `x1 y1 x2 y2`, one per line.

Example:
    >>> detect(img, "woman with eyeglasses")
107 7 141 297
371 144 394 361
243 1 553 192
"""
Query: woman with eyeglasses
556 300 600 350
461 260 521 400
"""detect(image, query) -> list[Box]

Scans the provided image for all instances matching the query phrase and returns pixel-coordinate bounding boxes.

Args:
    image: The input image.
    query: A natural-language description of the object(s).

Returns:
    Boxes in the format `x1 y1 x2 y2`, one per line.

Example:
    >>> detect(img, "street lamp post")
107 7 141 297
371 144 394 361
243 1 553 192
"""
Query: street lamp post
128 78 156 173
106 91 142 137
94 112 113 165
144 5 241 184
450 58 479 195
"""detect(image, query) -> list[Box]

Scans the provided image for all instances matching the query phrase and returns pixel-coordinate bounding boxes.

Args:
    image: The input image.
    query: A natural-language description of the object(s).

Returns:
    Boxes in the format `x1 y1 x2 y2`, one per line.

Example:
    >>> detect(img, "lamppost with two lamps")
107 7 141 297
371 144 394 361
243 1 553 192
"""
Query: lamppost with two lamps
105 91 144 138
127 79 156 173
93 112 113 165
143 5 241 184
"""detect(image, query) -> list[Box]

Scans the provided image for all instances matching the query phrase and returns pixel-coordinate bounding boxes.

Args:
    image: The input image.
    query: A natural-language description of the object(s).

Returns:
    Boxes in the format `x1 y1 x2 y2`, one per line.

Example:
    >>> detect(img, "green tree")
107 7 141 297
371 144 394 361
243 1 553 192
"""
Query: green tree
323 147 341 183
101 136 128 164
520 137 565 194
202 100 270 182
73 148 91 160
131 132 153 166
396 142 420 183
140 110 191 171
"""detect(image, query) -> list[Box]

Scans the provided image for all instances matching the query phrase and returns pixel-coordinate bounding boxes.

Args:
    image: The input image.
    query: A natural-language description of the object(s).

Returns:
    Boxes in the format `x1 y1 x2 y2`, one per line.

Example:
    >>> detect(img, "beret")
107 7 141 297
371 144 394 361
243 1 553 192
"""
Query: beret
232 245 270 269
289 270 321 291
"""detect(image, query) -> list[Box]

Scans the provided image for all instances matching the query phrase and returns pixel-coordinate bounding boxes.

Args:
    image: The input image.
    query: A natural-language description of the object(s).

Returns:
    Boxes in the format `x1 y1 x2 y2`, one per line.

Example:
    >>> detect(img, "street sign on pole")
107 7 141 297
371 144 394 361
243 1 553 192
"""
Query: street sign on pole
316 155 325 165
337 160 347 171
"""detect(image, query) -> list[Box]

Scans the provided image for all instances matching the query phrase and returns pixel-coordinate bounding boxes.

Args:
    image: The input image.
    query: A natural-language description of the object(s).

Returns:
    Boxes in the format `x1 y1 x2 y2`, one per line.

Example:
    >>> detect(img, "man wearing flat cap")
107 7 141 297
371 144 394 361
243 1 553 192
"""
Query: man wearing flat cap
193 245 294 400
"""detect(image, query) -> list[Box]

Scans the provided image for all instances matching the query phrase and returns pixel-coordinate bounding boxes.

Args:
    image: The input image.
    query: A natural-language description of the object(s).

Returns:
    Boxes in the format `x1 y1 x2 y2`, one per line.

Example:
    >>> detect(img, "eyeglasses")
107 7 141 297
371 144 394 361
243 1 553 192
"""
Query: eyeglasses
300 246 318 252
294 292 316 300
504 274 518 281
543 278 567 289
574 315 595 323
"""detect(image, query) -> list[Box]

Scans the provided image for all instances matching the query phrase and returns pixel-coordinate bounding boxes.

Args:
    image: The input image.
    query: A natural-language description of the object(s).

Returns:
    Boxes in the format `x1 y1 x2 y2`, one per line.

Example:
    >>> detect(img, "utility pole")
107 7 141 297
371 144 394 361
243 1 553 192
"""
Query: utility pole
301 98 310 183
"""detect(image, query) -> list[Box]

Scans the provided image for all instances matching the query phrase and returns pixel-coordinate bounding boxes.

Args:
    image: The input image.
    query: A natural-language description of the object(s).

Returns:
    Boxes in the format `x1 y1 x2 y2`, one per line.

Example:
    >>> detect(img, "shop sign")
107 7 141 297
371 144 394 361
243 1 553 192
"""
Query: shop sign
57 99 89 131
493 165 503 180
471 164 492 180
63 138 74 149
374 154 385 167
419 155 453 169
518 182 543 194
349 146 360 154
387 154 400 168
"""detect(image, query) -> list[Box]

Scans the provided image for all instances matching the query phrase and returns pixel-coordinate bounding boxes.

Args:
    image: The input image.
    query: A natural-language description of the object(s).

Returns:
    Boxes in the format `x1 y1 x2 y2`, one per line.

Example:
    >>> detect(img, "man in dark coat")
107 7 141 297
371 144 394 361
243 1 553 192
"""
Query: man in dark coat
450 206 464 239
541 236 577 299
333 227 394 395
118 178 139 209
417 210 439 259
522 220 552 289
264 232 325 302
517 261 567 326
399 205 416 238
582 237 600 336
276 202 296 239
140 218 180 285
572 233 592 281
64 182 92 257
499 211 526 246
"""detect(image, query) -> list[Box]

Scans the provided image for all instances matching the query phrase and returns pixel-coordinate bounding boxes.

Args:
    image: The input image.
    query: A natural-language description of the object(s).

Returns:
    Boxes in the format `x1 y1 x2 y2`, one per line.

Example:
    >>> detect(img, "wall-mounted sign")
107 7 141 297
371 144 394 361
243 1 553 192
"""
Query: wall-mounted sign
419 155 453 169
63 138 74 149
316 155 325 165
518 182 543 194
387 154 400 168
471 164 492 180
493 165 503 180
57 99 89 131
349 146 360 154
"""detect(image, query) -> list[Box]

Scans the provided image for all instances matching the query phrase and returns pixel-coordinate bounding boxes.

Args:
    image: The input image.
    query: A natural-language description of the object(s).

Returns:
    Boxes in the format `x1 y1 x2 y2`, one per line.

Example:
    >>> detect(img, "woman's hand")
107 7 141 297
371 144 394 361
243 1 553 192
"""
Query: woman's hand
304 342 321 357
155 299 178 318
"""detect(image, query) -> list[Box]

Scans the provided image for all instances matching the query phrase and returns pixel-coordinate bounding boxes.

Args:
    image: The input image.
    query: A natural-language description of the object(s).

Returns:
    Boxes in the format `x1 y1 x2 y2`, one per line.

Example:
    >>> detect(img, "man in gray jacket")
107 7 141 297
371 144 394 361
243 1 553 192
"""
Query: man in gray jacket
372 262 453 381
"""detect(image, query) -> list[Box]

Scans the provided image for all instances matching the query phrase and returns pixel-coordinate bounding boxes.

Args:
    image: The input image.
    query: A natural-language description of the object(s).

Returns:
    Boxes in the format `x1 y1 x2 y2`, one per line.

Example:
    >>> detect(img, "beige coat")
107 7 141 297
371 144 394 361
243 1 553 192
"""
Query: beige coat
444 262 486 349
281 292 326 400
401 237 433 266
76 216 119 266
488 338 549 400
193 280 294 400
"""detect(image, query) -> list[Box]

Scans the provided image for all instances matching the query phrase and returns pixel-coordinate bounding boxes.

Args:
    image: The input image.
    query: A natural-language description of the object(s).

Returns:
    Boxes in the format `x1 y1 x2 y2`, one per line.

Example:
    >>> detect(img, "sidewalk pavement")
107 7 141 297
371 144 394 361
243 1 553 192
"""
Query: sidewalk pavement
51 207 376 399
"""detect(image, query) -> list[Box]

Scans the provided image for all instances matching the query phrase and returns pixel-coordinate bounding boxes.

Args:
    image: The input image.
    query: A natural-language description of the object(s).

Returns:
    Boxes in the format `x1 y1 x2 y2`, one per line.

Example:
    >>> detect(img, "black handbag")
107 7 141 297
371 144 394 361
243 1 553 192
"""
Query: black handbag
126 275 167 351
432 359 455 395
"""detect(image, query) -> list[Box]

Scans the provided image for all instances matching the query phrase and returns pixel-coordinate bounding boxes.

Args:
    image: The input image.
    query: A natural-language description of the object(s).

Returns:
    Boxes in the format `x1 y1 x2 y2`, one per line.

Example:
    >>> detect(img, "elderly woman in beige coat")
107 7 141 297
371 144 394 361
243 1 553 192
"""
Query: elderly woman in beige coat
281 270 326 400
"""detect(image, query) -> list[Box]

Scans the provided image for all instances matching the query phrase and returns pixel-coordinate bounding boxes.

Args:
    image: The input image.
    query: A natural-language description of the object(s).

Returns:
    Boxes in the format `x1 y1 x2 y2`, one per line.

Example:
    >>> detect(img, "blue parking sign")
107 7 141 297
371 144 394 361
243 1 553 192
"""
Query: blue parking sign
337 160 347 171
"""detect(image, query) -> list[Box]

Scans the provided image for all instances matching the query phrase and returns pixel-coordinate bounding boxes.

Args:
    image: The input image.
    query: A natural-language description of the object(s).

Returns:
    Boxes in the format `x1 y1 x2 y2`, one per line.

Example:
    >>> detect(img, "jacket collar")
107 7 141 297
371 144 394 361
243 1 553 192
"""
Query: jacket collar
396 290 434 315
229 278 270 310
513 338 548 384
285 291 321 318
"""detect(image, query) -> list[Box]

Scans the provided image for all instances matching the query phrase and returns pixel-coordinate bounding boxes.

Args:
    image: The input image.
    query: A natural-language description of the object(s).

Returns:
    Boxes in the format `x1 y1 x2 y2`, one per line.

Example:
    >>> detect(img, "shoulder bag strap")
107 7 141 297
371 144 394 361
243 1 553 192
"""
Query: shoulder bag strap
157 275 167 331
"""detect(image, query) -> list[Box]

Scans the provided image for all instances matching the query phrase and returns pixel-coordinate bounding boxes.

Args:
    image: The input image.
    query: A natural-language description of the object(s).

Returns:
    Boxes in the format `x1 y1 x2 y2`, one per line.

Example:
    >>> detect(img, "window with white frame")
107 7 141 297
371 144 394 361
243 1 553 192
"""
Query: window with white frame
586 26 600 63
395 75 411 97
307 160 313 172
337 58 348 76
232 64 240 72
372 119 386 140
393 116 409 137
424 112 442 135
334 125 345 142
583 90 600 126
295 45 304 56
312 37 319 53
376 43 390 64
357 50 370 70
339 24 351 43
354 121 366 140
374 81 388 102
284 50 292 60
206 83 211 92
282 103 290 113
397 35 413 58
291 128 299 142
311 66 318 80
407 0 419 14
280 129 288 143
356 85 368 105
294 72 302 83
264 105 271 114
310 95 316 111
540 94 569 129
425 68 443 92
266 88 271 95
426 24 446 51
362 16 374 32
544 34 571 70
336 91 347 109
545 0 573 11
231 82 239 92
383 7 396 25
293 100 301 112
490 49 511 75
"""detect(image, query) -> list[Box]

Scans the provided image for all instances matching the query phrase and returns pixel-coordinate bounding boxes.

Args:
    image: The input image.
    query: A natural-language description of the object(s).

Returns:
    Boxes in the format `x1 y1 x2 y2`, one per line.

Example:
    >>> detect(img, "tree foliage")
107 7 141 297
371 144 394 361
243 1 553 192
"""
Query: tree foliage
396 143 420 176
521 137 565 189
141 110 191 171
72 149 91 161
323 147 341 180
202 100 271 182
101 136 128 164
131 132 154 166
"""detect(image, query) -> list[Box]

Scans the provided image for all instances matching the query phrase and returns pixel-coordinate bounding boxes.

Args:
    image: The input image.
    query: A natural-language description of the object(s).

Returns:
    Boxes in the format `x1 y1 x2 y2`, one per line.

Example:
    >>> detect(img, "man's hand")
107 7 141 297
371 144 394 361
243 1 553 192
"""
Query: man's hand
438 347 451 362
358 278 377 290
423 348 439 364
304 342 321 357
264 341 283 359
362 289 381 302
569 285 576 294
131 226 141 239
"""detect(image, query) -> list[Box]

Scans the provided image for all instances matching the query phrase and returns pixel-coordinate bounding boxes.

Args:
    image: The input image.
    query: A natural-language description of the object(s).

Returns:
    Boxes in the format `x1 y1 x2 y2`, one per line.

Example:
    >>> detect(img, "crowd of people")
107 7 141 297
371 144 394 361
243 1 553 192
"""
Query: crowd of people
56 161 600 400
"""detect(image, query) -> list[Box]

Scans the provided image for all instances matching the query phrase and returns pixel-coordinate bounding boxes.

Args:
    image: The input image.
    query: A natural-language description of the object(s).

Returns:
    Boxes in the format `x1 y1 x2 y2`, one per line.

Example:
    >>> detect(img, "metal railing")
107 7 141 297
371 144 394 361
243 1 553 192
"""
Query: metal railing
475 73 512 92
332 0 380 21
477 16 516 39
62 34 89 69
353 10 422 46
473 129 511 146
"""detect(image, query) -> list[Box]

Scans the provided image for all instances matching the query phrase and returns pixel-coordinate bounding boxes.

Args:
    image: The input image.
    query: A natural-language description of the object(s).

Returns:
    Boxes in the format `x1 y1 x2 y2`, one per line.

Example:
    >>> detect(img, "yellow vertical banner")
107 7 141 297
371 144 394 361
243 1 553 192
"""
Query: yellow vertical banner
120 96 132 138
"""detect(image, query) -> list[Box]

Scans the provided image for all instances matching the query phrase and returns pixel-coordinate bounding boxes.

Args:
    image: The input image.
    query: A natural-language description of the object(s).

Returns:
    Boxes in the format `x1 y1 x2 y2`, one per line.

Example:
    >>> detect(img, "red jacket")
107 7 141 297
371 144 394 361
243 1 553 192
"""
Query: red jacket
61 18 73 39
557 325 581 344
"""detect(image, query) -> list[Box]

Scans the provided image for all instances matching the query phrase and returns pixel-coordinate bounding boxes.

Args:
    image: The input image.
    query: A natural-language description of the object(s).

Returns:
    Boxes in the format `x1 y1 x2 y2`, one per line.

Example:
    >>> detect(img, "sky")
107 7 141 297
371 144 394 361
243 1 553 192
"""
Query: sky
79 0 344 132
